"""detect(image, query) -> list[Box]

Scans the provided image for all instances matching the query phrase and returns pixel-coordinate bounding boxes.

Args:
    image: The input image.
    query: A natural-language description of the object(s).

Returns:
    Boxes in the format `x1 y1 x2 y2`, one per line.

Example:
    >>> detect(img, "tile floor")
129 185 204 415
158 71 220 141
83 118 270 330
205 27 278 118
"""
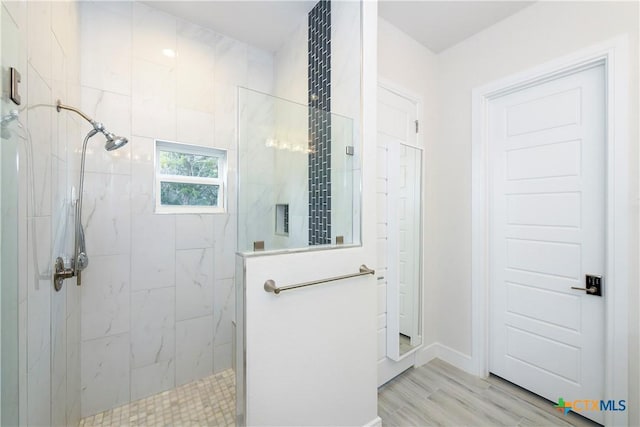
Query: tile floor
79 359 600 427
79 369 235 427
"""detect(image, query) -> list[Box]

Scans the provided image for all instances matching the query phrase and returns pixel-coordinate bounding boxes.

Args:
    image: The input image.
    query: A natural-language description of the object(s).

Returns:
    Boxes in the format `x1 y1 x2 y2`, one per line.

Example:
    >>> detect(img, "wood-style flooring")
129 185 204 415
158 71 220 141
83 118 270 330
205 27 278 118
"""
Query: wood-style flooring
378 359 601 427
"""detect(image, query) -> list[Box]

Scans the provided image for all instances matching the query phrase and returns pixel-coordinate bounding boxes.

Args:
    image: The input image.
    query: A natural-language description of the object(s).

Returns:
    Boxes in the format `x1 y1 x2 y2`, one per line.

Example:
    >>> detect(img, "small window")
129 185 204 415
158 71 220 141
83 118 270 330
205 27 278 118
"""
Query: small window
155 140 226 214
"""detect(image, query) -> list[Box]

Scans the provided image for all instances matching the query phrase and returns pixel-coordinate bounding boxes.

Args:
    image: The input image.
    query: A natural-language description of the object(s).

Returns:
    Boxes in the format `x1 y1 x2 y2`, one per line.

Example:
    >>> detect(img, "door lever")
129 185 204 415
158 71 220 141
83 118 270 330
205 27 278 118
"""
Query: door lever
571 274 602 296
571 286 598 294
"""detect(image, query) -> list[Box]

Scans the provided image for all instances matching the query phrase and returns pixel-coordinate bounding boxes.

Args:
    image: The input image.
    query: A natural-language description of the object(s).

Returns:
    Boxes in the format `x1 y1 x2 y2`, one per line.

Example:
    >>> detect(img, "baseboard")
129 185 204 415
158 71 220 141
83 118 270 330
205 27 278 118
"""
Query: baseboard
377 355 416 386
415 342 474 374
415 342 439 366
363 416 382 427
438 343 474 373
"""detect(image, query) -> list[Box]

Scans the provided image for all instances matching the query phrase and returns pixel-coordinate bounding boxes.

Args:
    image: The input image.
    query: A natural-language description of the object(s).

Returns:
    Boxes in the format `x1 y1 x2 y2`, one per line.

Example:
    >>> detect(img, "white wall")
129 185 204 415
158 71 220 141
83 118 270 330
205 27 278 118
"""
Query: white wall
378 3 639 422
238 2 379 425
241 248 379 426
1 1 83 425
431 1 639 422
78 1 274 416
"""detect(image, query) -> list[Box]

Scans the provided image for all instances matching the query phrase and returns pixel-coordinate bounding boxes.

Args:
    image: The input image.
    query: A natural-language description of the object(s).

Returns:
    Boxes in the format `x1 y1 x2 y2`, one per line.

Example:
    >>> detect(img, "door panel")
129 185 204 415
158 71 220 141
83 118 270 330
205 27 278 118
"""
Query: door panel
505 282 581 331
507 192 581 227
489 64 605 423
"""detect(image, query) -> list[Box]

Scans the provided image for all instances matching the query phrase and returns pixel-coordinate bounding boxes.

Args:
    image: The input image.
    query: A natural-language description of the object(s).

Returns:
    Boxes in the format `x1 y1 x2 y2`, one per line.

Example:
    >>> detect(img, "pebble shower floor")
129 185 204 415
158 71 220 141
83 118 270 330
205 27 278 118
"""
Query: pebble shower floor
79 369 235 426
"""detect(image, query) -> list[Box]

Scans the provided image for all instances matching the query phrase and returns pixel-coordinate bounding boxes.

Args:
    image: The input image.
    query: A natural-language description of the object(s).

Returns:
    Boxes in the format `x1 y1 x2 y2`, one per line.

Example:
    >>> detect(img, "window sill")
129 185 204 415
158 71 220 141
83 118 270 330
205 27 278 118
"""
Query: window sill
154 206 226 215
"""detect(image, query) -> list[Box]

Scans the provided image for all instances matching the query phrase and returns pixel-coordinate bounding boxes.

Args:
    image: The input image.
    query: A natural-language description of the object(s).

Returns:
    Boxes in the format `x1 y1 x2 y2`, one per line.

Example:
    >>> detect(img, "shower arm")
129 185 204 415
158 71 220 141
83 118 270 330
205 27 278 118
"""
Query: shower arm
56 101 94 123
56 100 108 136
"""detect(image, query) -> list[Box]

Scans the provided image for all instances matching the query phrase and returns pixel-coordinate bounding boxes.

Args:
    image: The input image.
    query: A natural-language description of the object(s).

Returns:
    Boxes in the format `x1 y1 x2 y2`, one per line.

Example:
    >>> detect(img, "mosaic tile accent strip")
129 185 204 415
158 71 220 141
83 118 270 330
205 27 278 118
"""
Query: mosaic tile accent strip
283 204 289 234
308 0 332 245
79 368 235 427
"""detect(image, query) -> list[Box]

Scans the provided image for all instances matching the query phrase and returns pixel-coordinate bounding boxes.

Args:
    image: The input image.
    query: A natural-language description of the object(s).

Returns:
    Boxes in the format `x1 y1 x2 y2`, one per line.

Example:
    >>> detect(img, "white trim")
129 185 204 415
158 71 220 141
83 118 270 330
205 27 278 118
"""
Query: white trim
471 36 629 426
377 79 424 151
414 342 474 374
377 355 416 387
386 141 400 360
438 344 474 373
415 342 439 366
378 78 422 105
363 416 382 427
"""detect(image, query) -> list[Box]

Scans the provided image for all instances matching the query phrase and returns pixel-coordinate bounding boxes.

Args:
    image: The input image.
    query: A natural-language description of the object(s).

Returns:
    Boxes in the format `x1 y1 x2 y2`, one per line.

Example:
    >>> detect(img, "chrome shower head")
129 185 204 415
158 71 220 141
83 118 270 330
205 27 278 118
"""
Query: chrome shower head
103 132 128 151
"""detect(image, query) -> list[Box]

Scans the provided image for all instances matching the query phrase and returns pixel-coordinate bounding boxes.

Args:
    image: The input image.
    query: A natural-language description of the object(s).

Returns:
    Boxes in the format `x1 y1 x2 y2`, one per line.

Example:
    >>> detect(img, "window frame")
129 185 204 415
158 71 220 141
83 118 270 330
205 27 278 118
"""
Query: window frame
154 139 227 214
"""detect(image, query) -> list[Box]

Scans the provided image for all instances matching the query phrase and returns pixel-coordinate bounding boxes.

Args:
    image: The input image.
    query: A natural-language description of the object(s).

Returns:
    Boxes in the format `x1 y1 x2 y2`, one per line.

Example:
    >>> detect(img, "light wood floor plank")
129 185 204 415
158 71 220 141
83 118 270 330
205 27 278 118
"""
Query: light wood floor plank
378 359 601 427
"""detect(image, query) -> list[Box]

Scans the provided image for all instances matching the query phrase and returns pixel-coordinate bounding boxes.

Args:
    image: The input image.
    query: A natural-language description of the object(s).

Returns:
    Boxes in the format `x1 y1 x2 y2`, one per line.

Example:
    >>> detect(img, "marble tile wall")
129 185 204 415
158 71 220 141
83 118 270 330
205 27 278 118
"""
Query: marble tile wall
78 1 275 417
331 1 362 246
274 16 310 251
237 90 278 251
1 0 83 425
235 15 311 253
270 3 361 250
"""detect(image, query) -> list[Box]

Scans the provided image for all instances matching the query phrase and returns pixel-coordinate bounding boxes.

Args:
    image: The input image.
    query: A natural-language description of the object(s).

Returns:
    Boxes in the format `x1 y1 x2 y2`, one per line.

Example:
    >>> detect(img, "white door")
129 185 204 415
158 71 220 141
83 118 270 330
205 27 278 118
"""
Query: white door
376 86 420 381
489 64 605 423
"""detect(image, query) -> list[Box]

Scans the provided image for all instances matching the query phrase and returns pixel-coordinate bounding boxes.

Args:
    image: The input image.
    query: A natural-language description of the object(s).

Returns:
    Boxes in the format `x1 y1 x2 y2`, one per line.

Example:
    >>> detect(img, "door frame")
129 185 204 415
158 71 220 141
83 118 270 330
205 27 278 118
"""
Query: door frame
471 36 629 426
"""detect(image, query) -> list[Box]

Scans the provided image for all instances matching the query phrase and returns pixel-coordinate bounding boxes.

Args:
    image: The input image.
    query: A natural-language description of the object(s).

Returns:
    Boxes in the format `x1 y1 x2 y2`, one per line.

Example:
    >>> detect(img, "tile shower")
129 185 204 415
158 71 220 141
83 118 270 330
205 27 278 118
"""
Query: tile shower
1 0 360 424
76 1 270 416
1 1 84 425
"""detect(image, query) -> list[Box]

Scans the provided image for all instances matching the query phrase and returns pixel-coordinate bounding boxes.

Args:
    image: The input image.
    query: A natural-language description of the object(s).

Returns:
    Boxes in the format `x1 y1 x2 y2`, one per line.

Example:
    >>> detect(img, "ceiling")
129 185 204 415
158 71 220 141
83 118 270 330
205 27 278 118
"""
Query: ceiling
378 1 535 53
146 1 534 54
145 1 317 52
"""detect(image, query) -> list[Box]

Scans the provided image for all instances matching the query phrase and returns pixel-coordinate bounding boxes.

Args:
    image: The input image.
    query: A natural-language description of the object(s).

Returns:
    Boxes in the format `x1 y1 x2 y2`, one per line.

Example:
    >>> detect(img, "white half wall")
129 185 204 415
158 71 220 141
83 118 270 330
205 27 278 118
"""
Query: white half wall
240 249 378 426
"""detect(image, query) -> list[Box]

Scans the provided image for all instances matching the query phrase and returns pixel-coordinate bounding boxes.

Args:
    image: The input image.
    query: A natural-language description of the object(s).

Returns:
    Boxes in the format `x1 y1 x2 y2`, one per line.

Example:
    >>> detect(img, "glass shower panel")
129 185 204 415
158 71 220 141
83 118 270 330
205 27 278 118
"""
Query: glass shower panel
238 87 358 253
0 127 19 427
1 3 21 421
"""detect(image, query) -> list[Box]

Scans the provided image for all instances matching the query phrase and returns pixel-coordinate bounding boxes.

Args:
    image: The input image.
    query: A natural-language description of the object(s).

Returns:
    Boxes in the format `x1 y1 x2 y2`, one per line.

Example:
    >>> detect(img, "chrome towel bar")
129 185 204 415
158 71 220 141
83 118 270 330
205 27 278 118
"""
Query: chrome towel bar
264 264 375 295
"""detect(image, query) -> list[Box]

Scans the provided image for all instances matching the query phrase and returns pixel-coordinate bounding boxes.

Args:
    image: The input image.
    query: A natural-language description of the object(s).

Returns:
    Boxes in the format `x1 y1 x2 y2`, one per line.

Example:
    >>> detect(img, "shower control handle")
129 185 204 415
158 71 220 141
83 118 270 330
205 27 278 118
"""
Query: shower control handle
53 257 74 292
77 252 89 271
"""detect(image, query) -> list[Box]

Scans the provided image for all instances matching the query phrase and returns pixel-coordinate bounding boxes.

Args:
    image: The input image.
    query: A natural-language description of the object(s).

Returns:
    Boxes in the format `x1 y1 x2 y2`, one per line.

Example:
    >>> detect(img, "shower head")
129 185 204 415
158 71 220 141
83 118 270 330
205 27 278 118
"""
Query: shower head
103 132 128 151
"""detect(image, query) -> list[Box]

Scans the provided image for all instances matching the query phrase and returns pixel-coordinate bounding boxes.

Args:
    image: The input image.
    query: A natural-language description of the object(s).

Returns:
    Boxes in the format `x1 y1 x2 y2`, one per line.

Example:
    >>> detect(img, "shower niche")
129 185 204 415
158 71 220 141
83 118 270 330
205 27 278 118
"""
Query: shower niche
238 88 361 253
275 204 289 236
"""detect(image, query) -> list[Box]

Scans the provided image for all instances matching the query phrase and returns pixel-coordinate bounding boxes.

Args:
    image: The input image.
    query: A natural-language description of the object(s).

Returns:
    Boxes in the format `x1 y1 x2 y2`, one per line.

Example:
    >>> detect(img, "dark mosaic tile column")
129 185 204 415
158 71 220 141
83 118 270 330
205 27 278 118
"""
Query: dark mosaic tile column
308 0 332 245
